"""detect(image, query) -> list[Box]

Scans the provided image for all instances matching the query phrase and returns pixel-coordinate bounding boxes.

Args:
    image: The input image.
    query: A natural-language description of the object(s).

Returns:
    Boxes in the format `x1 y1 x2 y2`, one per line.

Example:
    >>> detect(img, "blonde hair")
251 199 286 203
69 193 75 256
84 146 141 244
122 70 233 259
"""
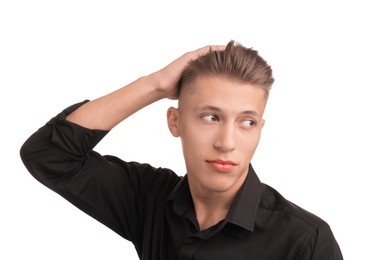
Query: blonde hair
180 40 274 99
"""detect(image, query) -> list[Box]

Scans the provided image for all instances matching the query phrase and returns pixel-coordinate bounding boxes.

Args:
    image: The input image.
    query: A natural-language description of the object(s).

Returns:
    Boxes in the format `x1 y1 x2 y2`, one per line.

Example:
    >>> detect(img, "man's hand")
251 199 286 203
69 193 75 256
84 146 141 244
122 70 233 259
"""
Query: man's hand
150 45 226 100
66 44 225 130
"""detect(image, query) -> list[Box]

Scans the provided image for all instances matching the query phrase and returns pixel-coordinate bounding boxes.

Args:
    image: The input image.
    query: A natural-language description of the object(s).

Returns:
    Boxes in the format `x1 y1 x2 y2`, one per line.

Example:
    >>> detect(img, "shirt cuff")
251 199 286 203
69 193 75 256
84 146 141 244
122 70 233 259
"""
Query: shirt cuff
47 100 109 157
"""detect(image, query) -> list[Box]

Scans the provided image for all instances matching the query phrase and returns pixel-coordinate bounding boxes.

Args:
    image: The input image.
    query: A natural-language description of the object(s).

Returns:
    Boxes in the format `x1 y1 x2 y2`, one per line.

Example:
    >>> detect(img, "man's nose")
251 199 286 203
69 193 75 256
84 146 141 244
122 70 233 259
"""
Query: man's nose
213 124 236 153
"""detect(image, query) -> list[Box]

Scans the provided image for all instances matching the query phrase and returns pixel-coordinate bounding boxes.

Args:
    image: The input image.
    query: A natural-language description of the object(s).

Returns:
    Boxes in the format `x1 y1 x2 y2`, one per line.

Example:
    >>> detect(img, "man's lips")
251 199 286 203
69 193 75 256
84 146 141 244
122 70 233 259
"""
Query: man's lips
206 160 237 165
206 160 237 172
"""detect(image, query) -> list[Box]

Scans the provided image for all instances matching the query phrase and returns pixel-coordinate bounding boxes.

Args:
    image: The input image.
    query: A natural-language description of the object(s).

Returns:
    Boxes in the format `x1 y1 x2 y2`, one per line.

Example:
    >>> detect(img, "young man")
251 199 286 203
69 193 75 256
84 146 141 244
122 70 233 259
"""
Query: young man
20 41 343 259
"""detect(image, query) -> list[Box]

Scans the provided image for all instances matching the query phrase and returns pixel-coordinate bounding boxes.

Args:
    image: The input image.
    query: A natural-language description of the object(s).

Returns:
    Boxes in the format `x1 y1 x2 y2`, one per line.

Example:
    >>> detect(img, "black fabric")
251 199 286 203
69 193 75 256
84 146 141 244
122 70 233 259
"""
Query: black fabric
20 101 343 260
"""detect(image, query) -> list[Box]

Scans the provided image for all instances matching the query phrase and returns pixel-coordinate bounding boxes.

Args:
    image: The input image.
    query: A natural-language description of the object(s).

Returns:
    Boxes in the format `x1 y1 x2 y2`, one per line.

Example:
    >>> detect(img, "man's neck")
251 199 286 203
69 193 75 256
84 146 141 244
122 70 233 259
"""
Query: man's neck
188 174 247 231
192 194 232 231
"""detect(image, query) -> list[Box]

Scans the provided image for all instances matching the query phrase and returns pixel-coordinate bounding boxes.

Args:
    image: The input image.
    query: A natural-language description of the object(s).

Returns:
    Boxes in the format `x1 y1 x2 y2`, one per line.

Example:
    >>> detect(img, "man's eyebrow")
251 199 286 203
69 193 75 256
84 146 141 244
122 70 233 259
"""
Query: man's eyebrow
195 105 261 116
241 110 262 117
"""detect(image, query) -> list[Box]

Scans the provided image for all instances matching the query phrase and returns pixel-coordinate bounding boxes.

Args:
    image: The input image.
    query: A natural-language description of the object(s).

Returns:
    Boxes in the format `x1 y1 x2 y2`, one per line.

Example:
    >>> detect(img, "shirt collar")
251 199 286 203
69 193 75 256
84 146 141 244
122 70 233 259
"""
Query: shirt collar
225 164 263 231
166 175 196 219
167 164 263 232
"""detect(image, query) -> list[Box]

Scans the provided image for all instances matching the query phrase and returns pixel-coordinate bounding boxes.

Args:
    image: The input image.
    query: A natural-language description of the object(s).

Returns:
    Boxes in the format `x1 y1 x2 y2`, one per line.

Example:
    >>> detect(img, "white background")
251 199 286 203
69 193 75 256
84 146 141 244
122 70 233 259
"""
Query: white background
1 0 389 259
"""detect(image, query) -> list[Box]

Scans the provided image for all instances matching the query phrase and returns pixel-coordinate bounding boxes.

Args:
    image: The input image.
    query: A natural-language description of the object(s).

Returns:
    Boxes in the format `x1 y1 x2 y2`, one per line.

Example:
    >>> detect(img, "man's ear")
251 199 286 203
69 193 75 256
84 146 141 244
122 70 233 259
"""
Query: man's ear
167 107 180 137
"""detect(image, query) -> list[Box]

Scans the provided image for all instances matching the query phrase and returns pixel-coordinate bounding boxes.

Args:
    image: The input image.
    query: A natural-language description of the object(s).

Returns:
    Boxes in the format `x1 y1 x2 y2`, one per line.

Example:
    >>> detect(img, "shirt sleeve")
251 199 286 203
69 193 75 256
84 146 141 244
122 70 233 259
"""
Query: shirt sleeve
297 223 343 260
20 101 179 251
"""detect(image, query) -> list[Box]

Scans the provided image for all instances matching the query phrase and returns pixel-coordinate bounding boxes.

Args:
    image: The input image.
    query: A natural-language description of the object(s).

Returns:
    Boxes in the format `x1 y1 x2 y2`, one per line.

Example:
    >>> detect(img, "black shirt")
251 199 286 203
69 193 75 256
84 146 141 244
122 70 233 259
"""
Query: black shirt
20 101 343 260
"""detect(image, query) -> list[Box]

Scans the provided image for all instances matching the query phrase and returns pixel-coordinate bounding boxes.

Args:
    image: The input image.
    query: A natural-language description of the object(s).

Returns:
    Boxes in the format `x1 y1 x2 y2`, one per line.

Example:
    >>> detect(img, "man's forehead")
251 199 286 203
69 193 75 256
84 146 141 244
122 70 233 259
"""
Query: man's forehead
179 79 266 115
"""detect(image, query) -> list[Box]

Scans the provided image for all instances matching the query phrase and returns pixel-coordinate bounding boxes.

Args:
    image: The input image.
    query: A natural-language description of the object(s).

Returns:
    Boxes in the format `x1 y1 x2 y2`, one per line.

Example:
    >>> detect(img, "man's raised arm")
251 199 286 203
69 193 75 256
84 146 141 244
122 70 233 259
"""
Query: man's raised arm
66 45 225 130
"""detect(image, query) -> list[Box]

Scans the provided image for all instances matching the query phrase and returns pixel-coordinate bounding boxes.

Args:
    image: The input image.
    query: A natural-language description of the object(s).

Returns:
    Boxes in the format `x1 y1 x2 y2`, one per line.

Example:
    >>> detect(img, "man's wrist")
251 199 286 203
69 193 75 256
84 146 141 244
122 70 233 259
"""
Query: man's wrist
143 72 173 99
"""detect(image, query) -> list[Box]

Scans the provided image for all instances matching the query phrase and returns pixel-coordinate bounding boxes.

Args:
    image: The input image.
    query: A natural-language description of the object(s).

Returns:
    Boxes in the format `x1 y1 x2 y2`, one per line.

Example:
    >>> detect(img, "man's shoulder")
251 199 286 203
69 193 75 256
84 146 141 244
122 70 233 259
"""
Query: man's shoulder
128 161 182 183
259 183 328 229
105 159 183 192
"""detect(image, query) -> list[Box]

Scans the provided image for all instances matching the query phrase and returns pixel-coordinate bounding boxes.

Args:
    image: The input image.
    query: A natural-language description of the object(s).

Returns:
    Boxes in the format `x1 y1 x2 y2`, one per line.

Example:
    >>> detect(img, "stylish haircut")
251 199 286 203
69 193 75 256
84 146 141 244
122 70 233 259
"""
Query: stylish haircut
180 40 274 99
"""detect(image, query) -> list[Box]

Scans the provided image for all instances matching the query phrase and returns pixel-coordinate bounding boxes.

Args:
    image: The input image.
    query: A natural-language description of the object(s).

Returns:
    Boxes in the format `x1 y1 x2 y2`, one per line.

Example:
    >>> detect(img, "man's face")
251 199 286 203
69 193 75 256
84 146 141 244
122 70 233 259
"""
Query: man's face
167 76 267 195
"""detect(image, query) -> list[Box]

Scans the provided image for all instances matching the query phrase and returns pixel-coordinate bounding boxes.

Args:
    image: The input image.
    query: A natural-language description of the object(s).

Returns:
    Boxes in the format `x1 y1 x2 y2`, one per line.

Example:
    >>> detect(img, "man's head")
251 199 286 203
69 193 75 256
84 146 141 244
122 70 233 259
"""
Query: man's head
179 40 274 102
167 41 274 196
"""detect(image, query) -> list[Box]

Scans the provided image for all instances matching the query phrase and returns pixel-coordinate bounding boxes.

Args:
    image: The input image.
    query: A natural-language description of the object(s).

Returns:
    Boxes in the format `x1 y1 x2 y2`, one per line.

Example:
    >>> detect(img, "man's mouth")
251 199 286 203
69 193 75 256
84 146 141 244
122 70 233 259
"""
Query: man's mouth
206 160 237 172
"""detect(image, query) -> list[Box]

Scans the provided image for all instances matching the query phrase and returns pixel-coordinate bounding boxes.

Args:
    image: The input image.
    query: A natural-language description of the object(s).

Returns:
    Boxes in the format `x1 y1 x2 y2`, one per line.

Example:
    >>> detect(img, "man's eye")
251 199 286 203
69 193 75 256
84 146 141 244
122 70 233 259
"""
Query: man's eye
241 119 256 128
202 114 218 122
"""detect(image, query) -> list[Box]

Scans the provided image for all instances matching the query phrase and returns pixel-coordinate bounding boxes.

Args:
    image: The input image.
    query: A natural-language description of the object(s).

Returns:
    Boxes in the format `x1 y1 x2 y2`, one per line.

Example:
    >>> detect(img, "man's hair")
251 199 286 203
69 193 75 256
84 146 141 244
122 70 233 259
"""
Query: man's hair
180 40 274 99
